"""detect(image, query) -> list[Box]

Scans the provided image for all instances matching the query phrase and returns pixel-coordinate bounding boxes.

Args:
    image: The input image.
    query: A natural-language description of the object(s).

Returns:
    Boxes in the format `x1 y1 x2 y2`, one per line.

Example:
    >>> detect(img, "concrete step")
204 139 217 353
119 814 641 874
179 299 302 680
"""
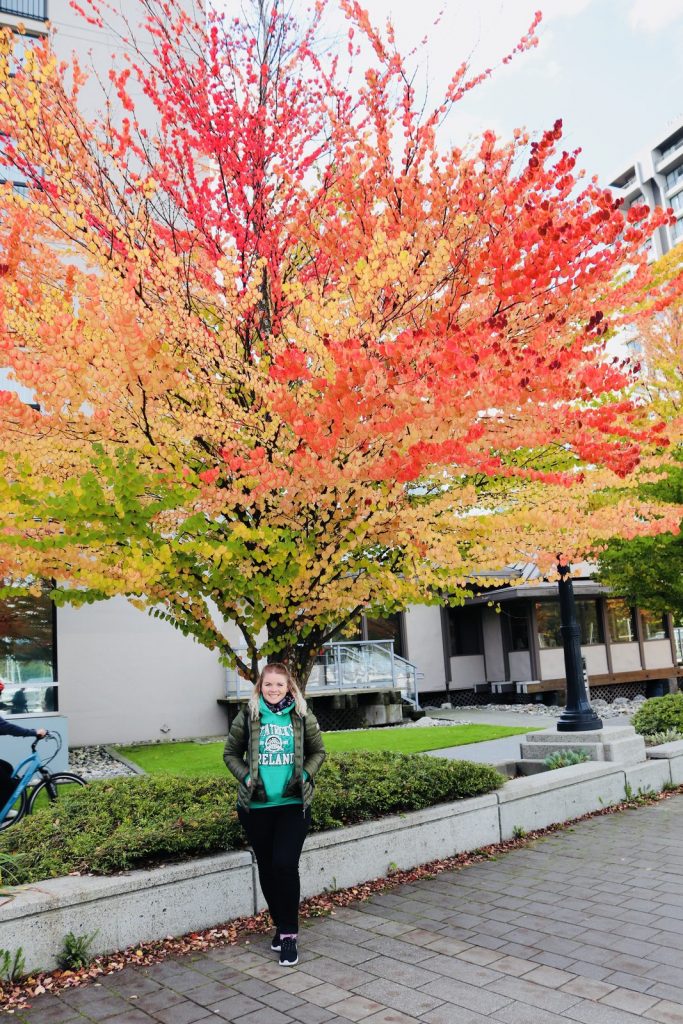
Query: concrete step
521 741 604 761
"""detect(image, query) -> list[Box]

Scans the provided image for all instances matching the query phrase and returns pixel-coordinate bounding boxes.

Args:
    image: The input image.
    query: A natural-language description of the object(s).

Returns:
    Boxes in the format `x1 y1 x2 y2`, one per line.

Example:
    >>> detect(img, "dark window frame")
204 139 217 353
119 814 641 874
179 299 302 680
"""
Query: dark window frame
447 605 483 658
535 597 605 650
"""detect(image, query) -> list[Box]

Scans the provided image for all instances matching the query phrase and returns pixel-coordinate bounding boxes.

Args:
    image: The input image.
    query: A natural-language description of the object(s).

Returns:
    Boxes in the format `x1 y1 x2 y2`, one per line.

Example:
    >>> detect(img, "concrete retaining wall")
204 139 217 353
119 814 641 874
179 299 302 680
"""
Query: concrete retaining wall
2 751 682 973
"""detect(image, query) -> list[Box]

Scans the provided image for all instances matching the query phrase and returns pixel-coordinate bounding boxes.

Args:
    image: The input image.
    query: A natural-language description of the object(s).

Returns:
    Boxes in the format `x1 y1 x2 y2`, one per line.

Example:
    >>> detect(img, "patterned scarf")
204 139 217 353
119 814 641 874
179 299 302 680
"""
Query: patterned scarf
263 692 295 714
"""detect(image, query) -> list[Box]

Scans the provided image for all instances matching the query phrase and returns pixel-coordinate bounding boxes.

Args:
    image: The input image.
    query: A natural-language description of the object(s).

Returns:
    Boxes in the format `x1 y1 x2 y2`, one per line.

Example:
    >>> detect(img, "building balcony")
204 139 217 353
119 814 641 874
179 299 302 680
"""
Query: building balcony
0 0 47 21
657 142 683 176
611 174 641 203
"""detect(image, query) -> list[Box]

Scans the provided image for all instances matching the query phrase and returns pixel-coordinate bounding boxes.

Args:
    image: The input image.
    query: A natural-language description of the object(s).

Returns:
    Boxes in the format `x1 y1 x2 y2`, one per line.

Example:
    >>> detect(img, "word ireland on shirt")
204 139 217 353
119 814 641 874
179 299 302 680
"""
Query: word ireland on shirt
259 722 294 767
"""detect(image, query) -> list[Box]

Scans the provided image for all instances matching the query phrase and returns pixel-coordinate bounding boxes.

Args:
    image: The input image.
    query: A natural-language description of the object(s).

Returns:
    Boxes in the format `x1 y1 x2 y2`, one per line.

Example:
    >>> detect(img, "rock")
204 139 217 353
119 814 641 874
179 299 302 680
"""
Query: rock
68 746 139 780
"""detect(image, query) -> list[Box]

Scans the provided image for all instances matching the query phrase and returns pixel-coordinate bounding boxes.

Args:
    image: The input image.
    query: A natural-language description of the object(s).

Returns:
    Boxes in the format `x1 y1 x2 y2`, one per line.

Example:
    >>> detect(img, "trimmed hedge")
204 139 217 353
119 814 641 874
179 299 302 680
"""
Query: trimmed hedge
632 693 683 737
0 752 503 883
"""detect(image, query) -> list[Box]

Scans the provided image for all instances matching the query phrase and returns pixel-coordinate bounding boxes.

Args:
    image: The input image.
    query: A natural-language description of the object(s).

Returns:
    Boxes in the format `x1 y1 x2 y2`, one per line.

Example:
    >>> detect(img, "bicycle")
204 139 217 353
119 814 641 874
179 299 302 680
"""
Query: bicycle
0 732 86 831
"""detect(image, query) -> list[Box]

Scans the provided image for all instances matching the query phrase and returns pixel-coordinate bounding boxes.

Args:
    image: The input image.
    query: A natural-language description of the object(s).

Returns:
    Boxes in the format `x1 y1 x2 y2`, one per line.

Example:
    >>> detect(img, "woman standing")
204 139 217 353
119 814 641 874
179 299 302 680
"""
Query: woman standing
224 663 326 967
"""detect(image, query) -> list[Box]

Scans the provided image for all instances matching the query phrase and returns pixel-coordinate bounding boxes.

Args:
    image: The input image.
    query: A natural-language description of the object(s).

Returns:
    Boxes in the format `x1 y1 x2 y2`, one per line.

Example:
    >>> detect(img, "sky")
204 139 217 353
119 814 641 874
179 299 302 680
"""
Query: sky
315 0 683 186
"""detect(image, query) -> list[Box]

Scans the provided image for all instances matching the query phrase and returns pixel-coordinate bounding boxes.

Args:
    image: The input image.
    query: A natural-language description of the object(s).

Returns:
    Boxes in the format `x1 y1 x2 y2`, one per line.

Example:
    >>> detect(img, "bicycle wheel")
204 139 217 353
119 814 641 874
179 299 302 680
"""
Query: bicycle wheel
28 772 87 814
0 787 29 831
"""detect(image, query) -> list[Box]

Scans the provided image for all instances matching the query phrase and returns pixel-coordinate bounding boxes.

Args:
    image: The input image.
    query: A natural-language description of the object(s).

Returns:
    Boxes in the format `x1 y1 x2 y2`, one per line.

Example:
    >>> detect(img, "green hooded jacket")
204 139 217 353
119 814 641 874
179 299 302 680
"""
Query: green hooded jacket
223 702 326 812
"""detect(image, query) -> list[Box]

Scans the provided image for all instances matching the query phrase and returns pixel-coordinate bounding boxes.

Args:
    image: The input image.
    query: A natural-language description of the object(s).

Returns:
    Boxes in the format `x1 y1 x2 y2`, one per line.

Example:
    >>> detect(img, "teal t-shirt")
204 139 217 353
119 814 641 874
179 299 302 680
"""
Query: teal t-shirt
251 696 302 808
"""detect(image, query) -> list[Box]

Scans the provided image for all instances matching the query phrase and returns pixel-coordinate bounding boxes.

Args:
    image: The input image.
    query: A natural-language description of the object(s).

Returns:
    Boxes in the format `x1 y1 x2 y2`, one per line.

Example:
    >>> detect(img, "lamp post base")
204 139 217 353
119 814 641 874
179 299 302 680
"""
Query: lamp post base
556 707 603 732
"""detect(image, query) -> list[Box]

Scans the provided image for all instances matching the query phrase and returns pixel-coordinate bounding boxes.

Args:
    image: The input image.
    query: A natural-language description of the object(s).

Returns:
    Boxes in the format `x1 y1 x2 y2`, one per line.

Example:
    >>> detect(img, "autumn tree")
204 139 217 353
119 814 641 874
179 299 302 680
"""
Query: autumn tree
0 0 679 684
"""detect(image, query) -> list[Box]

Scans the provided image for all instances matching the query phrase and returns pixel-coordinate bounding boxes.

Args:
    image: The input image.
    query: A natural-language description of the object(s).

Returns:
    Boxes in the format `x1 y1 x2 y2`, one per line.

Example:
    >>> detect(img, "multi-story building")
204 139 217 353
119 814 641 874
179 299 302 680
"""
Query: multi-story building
610 117 683 258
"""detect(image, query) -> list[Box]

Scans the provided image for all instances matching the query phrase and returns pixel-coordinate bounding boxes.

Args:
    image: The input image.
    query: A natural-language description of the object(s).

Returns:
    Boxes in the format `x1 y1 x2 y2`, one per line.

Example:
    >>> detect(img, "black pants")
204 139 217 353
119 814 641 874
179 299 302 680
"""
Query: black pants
238 803 311 934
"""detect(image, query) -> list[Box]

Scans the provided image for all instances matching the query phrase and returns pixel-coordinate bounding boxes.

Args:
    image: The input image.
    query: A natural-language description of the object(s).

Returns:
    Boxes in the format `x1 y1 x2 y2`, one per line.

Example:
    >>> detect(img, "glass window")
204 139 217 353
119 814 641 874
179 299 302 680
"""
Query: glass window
536 601 562 649
606 599 637 643
0 1 47 19
0 585 56 714
365 613 404 659
535 599 603 648
503 600 530 651
448 605 481 657
672 218 683 241
641 610 669 641
576 599 603 644
671 192 683 213
673 615 683 666
660 136 683 161
666 165 683 191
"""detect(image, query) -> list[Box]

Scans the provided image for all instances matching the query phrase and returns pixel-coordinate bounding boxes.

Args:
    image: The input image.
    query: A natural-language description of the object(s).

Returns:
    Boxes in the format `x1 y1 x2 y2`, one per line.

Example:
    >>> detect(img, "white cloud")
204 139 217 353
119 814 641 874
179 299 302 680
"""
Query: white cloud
628 0 683 32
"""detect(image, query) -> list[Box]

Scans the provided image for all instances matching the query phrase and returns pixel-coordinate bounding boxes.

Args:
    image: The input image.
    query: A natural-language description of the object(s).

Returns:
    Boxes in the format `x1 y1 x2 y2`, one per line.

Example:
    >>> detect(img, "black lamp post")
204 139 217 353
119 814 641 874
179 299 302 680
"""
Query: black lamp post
556 560 603 733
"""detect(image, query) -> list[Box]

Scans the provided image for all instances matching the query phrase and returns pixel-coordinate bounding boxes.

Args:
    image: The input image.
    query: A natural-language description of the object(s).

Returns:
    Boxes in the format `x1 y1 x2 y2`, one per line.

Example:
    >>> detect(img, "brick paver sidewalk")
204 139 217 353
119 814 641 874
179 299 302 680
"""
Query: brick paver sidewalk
13 796 683 1024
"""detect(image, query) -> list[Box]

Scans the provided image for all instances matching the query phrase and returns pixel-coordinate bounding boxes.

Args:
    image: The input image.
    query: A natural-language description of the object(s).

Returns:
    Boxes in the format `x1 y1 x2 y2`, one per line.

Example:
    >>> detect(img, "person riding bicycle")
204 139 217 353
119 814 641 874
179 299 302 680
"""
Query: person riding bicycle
0 681 47 809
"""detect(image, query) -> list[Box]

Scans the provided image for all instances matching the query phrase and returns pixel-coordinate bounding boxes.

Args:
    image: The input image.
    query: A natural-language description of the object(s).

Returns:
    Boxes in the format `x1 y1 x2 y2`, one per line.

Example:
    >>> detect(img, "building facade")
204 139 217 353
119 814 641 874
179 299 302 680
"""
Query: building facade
610 117 683 258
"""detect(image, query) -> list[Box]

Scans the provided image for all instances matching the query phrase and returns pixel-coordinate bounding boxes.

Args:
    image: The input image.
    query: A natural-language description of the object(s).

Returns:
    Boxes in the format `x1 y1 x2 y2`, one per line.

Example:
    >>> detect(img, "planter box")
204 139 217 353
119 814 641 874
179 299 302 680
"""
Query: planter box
497 762 627 839
3 752 682 973
299 794 499 902
0 851 254 974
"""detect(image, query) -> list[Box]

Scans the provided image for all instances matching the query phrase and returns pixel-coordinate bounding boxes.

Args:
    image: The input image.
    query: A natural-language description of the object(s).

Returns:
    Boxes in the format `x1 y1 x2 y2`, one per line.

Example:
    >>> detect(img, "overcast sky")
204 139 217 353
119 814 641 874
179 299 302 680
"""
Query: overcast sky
318 0 683 185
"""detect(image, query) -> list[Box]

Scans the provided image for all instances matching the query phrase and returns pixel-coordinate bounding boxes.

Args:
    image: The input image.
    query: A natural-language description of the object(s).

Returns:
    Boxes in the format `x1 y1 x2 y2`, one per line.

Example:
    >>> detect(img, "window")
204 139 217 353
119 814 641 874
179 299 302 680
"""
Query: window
672 218 683 242
606 599 637 643
448 605 481 657
660 135 683 162
365 613 404 659
666 165 683 191
502 600 530 651
641 610 669 641
536 602 562 649
671 191 683 213
0 1 47 20
673 616 683 666
535 599 604 649
0 584 56 714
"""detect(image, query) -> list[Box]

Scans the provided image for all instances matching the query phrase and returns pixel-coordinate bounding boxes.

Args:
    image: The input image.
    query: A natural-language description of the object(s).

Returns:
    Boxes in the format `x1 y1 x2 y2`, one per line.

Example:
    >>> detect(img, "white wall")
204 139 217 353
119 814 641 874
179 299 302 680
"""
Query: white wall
584 647 609 675
403 605 446 693
481 607 505 680
58 598 227 746
509 651 532 681
49 0 196 119
539 648 565 680
449 655 486 689
644 639 675 671
611 643 642 673
540 646 609 680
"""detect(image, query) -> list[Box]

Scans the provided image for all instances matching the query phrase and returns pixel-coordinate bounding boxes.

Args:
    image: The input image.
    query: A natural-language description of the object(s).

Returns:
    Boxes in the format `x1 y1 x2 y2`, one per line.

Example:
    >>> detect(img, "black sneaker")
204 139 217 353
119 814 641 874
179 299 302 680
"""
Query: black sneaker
279 936 298 967
270 930 281 952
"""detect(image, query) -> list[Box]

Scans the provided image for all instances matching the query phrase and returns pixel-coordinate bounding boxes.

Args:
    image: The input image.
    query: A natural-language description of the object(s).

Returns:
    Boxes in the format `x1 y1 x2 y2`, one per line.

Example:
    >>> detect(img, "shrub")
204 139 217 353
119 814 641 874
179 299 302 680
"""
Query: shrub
0 754 503 883
632 693 683 736
0 775 242 883
643 728 683 746
544 749 591 770
311 752 504 830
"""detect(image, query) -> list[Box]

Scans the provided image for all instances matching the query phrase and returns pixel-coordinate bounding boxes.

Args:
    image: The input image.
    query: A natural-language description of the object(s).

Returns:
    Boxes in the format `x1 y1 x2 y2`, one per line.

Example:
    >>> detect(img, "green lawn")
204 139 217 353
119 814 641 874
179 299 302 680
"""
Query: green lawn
116 723 536 776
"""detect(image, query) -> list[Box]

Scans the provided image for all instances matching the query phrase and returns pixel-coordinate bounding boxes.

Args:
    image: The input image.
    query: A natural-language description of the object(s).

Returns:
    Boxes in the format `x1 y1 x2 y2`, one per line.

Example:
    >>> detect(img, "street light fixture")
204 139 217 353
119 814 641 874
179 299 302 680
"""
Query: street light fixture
556 559 603 733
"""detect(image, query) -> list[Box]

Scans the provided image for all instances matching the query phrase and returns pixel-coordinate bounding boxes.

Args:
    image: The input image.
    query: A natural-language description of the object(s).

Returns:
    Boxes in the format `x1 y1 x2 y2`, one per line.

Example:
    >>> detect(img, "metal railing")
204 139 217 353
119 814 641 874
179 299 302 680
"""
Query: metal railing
0 0 47 19
225 640 421 708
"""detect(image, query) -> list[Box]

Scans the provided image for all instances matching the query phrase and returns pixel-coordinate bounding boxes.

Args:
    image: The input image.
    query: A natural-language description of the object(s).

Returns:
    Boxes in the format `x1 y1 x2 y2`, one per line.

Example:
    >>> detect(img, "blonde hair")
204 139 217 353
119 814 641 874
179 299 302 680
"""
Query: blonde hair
249 662 308 720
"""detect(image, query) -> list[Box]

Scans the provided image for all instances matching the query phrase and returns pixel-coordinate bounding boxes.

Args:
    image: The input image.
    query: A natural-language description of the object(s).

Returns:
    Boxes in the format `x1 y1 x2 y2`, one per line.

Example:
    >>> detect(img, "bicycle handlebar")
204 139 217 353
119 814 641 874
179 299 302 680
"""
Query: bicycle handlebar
31 730 56 753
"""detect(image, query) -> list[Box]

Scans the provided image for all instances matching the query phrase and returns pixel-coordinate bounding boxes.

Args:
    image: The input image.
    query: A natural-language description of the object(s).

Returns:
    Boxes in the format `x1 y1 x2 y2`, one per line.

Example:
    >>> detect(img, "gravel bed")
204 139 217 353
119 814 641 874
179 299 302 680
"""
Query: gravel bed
424 695 645 721
68 745 140 780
